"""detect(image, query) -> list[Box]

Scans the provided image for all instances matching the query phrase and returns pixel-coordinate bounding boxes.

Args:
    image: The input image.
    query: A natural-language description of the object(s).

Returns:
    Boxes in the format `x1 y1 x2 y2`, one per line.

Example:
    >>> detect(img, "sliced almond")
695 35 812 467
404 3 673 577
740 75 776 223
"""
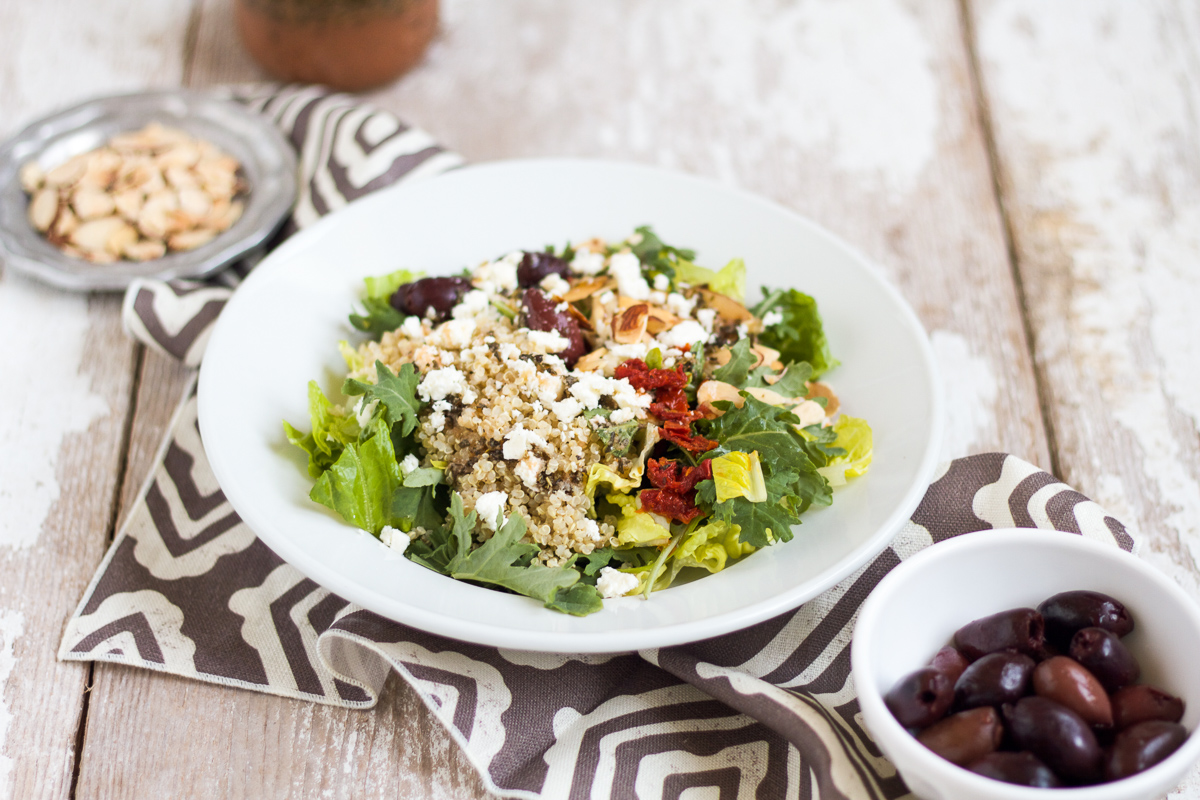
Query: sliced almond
697 380 743 413
565 302 594 332
805 381 840 417
612 303 649 344
561 276 609 303
71 186 117 220
105 222 139 256
752 343 781 368
155 142 201 170
123 239 167 261
645 305 682 335
575 237 607 255
28 188 59 232
83 248 118 264
791 400 827 428
77 149 122 190
71 216 128 254
53 206 79 239
168 228 217 251
44 155 88 188
124 239 168 261
138 190 180 239
19 161 45 192
112 188 144 221
698 288 753 322
206 199 243 232
574 347 609 373
178 186 212 219
164 165 199 190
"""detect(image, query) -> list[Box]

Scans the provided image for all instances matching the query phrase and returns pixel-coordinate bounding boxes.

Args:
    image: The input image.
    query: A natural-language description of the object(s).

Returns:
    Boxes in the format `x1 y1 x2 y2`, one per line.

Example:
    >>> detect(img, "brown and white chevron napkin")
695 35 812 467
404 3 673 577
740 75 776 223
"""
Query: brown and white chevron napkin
62 87 1138 799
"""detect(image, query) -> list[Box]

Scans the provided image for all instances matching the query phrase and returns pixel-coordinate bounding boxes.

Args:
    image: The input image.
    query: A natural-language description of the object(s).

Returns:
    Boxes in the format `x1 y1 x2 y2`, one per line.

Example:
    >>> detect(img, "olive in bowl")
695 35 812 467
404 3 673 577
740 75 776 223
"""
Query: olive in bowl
852 529 1200 800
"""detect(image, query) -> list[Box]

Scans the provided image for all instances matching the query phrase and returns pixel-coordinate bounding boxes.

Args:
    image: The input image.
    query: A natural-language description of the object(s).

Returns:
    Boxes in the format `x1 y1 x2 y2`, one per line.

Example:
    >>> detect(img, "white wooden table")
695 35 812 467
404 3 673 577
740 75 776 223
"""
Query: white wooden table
2 1 1199 797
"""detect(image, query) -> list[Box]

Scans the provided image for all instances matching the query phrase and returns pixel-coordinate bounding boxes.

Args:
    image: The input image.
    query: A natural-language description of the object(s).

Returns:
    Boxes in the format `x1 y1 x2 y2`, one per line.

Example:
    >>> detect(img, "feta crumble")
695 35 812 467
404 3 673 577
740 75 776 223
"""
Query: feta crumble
453 289 491 319
652 273 670 291
540 273 571 298
400 316 425 339
551 397 584 423
609 251 650 300
475 491 509 532
657 320 709 349
597 566 639 599
503 424 549 460
353 397 378 427
695 307 718 332
418 366 469 402
571 250 606 275
526 329 570 352
762 310 783 327
665 292 697 318
379 526 411 554
400 453 420 475
514 453 544 488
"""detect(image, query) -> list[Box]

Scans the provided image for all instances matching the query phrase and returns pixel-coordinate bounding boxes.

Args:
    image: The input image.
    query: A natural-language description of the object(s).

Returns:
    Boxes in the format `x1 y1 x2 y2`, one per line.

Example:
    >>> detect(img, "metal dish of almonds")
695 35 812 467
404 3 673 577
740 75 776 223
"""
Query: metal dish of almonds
0 89 297 291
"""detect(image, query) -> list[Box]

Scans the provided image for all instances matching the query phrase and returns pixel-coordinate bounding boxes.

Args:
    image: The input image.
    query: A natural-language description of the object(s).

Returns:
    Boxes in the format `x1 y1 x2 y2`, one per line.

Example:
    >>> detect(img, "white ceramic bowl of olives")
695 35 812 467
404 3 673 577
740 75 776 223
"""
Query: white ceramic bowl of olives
852 529 1200 800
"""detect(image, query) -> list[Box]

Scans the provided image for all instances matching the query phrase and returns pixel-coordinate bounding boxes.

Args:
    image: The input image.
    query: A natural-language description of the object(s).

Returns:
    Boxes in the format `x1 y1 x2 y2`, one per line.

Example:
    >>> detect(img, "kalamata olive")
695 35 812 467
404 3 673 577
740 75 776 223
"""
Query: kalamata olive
1112 685 1186 730
930 646 970 685
954 607 1045 660
1004 696 1104 785
517 251 571 288
885 667 955 728
967 752 1063 788
1038 591 1133 649
1032 656 1113 728
954 651 1036 711
1069 627 1140 693
1105 721 1188 781
390 276 473 322
522 288 586 367
916 707 1003 766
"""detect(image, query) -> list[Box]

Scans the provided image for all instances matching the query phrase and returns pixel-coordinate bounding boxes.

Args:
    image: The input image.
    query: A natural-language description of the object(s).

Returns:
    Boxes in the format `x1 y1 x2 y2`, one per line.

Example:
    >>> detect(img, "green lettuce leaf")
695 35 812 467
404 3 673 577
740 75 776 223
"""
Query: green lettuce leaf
309 418 403 535
283 381 360 478
631 225 696 281
816 415 874 486
593 421 641 459
752 288 838 378
543 583 604 616
709 258 746 302
700 469 806 548
364 268 422 301
343 360 422 438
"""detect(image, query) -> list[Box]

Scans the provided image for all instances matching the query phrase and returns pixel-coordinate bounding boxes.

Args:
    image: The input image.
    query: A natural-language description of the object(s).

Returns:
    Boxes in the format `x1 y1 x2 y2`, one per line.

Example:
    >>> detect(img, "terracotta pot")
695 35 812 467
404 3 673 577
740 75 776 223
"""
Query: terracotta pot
235 0 438 92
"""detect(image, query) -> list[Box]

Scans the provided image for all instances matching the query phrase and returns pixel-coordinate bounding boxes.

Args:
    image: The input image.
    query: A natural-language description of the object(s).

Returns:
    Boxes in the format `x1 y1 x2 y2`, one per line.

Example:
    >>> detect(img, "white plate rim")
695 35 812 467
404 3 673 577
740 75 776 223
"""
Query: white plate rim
199 157 944 653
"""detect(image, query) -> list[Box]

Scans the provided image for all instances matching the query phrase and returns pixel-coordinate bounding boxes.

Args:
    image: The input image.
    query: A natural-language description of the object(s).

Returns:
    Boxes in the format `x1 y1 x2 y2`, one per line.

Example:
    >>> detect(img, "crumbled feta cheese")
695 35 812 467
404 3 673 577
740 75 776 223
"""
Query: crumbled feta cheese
475 491 509 532
498 342 521 362
542 354 567 373
579 518 604 542
537 373 563 404
429 410 446 431
540 273 571 298
484 336 496 344
611 379 652 412
609 408 635 424
400 454 420 475
652 273 670 292
353 397 378 427
432 399 451 412
569 371 613 409
379 526 411 554
452 289 490 319
658 320 709 349
510 358 537 383
736 323 749 340
571 250 606 276
551 397 584 423
696 308 718 332
433 318 476 349
649 290 667 305
609 251 650 300
597 566 639 599
665 292 697 318
400 316 425 339
418 366 469 402
492 258 519 291
608 342 650 360
514 453 544 488
762 310 783 327
503 425 549 460
526 329 570 352
596 290 616 306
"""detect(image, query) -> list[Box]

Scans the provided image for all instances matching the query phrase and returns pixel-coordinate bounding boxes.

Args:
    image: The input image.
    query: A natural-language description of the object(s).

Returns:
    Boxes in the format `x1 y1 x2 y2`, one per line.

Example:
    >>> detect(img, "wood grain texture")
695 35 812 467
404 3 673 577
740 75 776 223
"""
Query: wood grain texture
0 2 192 798
971 2 1200 791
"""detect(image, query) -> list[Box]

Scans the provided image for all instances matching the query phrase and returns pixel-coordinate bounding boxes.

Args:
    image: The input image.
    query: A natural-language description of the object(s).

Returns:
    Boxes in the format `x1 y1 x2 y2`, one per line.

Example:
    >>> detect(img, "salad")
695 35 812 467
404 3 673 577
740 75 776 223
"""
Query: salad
284 227 872 616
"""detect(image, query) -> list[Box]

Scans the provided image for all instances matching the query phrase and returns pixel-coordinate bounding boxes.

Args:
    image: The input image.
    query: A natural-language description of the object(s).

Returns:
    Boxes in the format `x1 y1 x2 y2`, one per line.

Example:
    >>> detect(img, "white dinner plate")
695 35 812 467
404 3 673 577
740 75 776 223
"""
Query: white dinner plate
198 158 943 653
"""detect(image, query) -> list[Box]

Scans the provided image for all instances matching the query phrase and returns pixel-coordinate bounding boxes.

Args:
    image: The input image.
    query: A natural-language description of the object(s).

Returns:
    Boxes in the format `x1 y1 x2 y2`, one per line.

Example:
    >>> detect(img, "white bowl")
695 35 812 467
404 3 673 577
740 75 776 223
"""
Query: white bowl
852 529 1200 800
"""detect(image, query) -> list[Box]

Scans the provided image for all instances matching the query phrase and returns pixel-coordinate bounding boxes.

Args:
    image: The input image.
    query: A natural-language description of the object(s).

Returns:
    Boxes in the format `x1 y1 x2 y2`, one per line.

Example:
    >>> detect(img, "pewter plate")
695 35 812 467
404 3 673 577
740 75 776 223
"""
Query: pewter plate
0 89 297 291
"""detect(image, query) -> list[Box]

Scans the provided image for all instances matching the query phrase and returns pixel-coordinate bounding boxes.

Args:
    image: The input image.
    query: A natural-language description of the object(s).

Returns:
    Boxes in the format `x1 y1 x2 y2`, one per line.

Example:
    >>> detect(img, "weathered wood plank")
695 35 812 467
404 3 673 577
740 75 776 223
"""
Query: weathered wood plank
971 1 1200 792
0 3 193 798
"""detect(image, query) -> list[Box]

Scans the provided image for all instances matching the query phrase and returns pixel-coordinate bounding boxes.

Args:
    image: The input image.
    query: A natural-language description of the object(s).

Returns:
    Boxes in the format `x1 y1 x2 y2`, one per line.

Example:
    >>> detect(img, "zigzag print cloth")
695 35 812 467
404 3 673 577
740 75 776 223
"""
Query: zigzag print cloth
68 86 1140 798
61 387 1136 799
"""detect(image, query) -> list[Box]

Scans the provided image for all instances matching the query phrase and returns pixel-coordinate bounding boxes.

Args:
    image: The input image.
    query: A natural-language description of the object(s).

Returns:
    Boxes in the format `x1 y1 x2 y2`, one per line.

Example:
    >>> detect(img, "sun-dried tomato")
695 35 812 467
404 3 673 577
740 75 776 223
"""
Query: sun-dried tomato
617 357 714 453
615 359 688 391
646 458 713 493
639 488 704 525
659 425 719 454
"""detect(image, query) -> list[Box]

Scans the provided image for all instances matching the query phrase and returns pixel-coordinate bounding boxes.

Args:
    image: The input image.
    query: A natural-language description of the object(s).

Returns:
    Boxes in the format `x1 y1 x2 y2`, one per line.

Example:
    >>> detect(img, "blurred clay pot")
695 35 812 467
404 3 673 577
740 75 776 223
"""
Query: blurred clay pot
235 0 438 91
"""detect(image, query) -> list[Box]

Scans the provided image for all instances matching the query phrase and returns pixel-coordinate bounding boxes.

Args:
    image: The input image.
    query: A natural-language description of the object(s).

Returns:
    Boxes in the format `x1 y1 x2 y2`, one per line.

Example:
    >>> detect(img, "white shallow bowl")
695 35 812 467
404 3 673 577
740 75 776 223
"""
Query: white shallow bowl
852 529 1200 800
199 158 943 653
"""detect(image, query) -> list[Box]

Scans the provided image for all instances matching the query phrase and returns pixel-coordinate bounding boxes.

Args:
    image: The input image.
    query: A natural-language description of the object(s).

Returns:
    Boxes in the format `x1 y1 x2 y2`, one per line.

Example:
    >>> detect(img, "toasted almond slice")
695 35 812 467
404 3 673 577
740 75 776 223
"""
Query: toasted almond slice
805 381 840 416
44 155 88 188
71 186 117 220
105 222 139 256
83 248 118 264
645 306 682 334
19 161 45 192
574 347 609 373
562 277 609 303
112 189 144 221
575 237 607 255
565 303 594 332
137 191 180 239
746 386 791 406
123 239 167 261
612 303 649 344
697 380 743 414
203 198 243 232
77 149 122 190
714 347 732 367
168 228 217 251
699 288 753 322
155 143 201 169
791 400 827 427
53 206 79 239
71 216 128 253
752 343 781 367
164 165 199 190
28 188 59 231
178 186 212 218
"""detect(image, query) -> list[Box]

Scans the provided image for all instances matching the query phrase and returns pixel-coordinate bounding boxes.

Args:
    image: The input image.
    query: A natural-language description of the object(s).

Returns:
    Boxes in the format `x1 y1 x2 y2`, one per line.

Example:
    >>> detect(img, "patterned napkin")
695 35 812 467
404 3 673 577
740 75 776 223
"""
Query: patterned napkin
61 86 1137 799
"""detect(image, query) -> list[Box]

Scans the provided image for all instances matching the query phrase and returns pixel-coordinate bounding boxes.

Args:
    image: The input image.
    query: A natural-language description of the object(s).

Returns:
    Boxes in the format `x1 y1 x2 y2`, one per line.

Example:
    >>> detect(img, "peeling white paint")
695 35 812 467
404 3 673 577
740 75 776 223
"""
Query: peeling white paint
980 1 1200 563
0 609 25 799
0 279 108 549
931 330 998 461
